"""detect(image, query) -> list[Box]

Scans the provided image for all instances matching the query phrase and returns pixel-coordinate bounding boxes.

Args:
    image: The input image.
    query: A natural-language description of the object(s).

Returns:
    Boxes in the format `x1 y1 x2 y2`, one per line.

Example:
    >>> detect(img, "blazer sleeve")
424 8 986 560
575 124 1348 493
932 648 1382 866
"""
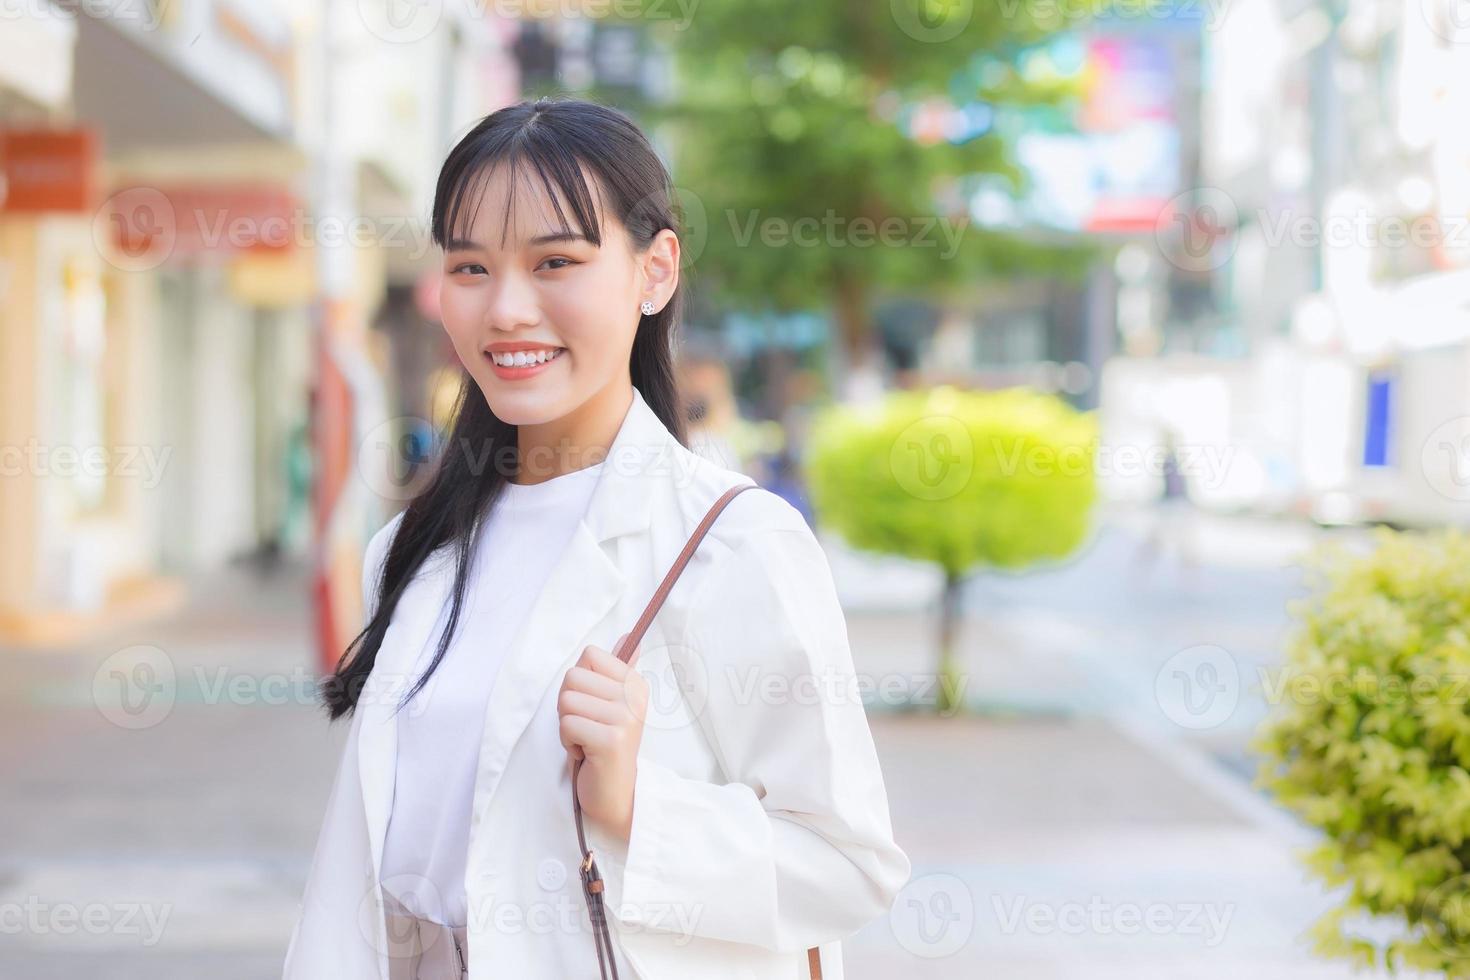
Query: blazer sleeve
359 511 402 628
584 519 912 951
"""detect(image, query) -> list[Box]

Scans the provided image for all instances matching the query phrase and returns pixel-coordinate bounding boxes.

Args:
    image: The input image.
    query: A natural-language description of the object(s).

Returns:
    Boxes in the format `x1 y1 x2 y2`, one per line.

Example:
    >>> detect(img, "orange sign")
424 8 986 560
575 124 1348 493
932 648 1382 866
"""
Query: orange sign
106 184 300 264
1 129 100 213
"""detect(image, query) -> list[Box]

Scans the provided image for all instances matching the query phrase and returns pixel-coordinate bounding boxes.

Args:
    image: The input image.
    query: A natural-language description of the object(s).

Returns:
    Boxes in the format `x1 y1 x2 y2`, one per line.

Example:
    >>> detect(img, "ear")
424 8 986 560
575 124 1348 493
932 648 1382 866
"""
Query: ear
640 228 680 308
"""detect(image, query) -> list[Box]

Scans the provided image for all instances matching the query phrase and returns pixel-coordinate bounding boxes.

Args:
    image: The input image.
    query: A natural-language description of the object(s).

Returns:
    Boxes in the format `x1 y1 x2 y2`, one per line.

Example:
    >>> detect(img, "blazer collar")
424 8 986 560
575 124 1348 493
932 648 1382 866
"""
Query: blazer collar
580 383 686 543
359 383 688 888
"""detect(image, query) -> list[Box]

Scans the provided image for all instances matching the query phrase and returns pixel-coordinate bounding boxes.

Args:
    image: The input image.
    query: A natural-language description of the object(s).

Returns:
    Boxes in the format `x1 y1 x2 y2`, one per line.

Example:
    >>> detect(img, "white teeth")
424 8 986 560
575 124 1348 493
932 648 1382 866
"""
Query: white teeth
491 348 563 367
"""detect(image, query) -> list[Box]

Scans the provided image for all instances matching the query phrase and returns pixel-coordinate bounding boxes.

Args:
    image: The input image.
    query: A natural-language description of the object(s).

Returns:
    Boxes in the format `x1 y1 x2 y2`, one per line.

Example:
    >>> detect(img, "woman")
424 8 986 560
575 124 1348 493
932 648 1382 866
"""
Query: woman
282 96 910 980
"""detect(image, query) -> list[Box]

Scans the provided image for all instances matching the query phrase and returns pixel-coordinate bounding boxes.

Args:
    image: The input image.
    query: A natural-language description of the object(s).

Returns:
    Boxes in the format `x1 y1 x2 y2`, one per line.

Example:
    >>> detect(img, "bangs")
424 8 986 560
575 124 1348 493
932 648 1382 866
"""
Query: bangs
435 139 607 252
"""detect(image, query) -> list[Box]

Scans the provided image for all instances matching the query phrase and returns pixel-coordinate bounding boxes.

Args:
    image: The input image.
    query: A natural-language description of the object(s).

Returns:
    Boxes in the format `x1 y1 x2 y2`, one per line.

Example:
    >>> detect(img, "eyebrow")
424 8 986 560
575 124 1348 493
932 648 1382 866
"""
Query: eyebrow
445 231 592 252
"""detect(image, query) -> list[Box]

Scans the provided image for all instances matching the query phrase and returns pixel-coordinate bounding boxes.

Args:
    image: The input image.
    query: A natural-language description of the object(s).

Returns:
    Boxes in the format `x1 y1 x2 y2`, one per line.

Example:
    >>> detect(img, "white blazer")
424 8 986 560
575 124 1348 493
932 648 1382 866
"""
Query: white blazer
282 385 911 979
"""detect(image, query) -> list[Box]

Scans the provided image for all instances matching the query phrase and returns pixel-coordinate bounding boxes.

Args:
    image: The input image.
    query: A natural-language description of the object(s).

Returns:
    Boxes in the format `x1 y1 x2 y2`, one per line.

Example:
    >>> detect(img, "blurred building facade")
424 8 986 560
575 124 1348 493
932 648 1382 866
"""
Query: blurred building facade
0 0 685 659
1101 0 1470 526
0 0 524 649
0 2 318 642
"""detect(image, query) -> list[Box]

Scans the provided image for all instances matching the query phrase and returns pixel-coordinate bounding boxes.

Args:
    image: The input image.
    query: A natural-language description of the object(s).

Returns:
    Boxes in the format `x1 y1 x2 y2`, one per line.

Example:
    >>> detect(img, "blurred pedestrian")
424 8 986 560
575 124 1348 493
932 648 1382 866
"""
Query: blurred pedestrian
1134 428 1198 576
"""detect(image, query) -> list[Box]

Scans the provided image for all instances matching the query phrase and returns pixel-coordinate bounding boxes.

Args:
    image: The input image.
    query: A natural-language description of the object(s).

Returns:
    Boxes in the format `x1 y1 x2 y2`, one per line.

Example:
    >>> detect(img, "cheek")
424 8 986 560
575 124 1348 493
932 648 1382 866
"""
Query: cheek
545 271 632 355
530 289 593 354
439 288 483 356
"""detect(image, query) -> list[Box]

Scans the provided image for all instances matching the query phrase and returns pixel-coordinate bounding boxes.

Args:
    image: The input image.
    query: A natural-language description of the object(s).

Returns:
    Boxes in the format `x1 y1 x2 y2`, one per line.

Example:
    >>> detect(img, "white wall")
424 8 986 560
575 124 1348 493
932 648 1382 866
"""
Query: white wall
187 266 259 567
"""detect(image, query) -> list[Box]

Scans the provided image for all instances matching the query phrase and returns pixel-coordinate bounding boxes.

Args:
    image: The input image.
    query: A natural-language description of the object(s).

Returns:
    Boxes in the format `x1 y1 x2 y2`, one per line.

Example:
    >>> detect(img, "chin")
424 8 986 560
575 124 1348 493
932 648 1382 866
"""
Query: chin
478 384 566 427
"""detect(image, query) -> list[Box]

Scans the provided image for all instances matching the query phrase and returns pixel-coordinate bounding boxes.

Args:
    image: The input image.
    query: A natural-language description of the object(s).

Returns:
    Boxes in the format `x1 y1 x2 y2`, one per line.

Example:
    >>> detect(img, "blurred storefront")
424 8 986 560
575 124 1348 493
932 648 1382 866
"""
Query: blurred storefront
0 2 311 643
1143 0 1470 527
0 126 167 642
0 0 527 658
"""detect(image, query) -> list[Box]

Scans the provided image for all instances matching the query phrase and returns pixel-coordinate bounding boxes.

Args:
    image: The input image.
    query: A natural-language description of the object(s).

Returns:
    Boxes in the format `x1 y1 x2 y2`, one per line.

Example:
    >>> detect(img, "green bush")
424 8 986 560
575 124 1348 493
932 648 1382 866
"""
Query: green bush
805 385 1097 575
1254 526 1470 975
805 385 1098 713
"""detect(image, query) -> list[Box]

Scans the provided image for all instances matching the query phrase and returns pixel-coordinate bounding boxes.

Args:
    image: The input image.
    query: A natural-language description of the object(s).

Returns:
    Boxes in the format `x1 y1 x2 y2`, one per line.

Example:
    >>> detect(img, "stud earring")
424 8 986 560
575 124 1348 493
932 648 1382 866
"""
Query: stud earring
640 300 656 316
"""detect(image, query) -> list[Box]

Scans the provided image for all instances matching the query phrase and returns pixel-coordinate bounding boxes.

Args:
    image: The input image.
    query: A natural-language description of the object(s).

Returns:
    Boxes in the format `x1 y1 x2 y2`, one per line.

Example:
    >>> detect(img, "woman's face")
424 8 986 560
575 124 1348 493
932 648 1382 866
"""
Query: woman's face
438 162 677 432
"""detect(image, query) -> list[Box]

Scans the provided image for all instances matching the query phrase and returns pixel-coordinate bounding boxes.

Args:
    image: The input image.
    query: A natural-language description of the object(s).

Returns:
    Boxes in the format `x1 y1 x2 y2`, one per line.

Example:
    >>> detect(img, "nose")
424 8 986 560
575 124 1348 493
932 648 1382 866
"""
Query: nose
481 269 540 334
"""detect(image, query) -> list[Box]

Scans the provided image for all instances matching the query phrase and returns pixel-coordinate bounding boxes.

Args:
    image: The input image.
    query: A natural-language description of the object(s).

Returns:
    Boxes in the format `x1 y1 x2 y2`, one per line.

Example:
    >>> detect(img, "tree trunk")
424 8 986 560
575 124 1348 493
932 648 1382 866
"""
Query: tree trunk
830 272 882 400
936 571 965 715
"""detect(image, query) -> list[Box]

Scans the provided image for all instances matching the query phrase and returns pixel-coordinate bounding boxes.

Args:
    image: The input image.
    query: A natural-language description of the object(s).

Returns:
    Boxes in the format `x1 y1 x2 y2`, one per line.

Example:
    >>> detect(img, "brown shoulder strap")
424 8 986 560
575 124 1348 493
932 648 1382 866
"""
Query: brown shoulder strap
613 481 756 668
574 480 822 979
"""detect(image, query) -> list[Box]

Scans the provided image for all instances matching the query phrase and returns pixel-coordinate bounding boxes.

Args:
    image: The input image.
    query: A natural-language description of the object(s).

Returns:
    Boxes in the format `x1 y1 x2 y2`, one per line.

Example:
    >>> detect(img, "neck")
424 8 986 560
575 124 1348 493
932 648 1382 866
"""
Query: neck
511 382 632 486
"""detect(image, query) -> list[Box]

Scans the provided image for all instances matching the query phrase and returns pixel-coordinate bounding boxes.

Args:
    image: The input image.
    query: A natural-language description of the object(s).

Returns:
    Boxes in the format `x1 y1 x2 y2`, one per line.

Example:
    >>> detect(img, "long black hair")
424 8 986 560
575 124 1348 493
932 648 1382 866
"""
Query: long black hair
319 96 690 722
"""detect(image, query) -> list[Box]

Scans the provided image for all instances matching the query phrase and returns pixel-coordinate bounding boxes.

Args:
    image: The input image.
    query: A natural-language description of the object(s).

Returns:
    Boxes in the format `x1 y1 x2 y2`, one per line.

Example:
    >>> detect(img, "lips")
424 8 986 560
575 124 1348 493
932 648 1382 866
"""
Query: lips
484 346 566 379
486 346 565 368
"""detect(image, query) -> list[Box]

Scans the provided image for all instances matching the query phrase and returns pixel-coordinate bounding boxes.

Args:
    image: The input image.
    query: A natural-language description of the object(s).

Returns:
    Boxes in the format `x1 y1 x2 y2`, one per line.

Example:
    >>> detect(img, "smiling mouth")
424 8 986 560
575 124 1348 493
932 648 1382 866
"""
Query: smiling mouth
486 347 567 368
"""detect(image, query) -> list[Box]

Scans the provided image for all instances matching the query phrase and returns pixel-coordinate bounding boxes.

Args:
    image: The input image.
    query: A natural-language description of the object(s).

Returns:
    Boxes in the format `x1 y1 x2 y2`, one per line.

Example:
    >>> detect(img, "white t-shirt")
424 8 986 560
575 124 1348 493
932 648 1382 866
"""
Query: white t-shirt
379 460 605 927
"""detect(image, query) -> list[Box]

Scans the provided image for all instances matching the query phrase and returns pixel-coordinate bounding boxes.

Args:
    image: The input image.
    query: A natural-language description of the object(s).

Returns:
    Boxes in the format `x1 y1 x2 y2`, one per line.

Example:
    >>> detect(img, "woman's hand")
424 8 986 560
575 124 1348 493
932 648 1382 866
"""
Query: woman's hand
557 631 648 842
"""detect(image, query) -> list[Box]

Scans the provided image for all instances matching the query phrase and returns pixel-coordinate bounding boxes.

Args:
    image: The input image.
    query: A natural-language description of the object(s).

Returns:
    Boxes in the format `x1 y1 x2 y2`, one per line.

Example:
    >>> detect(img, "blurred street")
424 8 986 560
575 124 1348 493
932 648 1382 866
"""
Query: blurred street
831 500 1379 773
0 505 1414 979
0 559 333 978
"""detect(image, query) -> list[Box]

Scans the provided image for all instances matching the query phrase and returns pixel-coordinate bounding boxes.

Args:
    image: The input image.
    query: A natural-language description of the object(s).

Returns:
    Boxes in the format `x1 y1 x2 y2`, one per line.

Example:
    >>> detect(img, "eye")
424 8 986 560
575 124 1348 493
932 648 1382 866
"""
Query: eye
540 256 576 271
451 262 486 275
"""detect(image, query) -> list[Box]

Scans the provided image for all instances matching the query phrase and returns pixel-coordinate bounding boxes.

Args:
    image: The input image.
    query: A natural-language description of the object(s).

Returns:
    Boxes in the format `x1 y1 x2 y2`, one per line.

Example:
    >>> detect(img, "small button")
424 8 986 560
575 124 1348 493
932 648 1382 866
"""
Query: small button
537 857 567 891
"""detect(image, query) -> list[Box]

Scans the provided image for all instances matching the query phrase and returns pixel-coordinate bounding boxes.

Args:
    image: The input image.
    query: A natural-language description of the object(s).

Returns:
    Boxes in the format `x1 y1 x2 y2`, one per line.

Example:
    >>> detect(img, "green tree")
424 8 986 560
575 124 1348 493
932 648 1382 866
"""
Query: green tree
806 385 1098 713
1254 527 1470 976
609 0 1095 380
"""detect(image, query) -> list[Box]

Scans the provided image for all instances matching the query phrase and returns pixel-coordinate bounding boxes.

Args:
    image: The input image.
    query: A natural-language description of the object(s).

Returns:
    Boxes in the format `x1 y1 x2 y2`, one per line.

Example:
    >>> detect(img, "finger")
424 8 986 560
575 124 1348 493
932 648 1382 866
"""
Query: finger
558 688 624 725
562 665 623 701
559 714 589 758
559 714 613 760
581 642 631 680
564 665 644 719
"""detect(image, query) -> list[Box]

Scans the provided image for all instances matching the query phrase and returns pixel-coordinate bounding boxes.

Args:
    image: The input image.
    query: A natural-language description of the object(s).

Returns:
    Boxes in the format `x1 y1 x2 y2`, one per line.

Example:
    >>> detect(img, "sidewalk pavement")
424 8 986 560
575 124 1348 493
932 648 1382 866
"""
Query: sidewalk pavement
829 502 1415 979
0 510 1424 978
856 705 1402 978
1 559 338 978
